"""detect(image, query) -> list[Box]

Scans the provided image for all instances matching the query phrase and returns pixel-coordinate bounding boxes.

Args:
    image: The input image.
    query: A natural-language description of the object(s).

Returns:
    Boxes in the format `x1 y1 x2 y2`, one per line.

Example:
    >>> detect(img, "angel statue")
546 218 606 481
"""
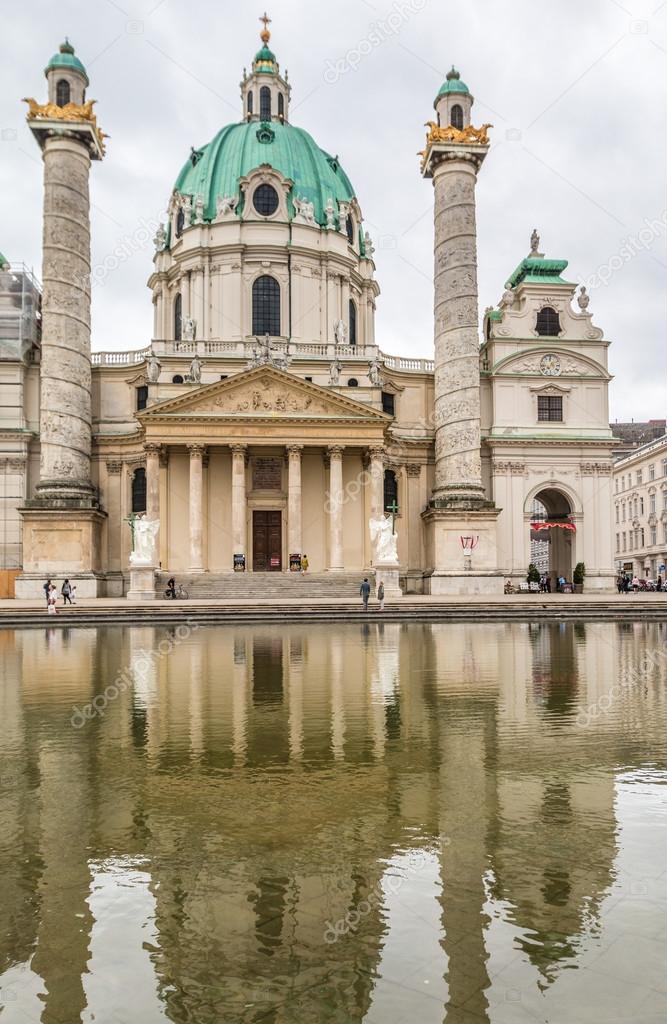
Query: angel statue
369 516 399 565
130 515 160 566
530 228 540 255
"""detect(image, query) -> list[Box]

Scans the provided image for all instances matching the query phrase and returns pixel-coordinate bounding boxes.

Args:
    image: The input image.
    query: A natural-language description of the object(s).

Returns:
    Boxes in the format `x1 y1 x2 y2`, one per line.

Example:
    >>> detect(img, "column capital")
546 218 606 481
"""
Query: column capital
230 443 248 455
327 445 345 458
367 445 385 460
144 442 162 456
187 443 206 456
405 463 422 478
286 444 304 456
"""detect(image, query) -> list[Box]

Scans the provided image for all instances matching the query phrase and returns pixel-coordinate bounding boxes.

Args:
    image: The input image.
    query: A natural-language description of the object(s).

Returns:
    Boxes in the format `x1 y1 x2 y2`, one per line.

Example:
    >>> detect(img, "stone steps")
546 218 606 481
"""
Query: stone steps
155 571 376 600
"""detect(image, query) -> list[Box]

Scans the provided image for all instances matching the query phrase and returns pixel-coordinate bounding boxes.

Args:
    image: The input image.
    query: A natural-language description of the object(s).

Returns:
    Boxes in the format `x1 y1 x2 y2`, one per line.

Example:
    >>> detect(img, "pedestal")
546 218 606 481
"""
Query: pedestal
127 565 157 601
374 564 402 598
422 506 504 596
15 507 107 598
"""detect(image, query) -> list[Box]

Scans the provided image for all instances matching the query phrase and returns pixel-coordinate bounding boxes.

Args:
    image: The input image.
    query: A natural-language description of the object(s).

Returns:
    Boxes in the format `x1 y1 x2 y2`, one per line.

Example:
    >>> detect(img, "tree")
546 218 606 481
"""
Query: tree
527 563 540 584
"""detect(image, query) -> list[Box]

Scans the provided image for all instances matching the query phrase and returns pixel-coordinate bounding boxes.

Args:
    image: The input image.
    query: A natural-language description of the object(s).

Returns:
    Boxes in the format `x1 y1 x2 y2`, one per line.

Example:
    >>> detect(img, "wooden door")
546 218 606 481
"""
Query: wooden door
252 511 282 571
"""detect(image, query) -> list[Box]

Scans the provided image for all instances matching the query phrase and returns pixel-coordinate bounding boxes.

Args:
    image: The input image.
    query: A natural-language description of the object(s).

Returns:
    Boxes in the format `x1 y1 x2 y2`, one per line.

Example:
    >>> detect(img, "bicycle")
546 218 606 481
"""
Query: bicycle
165 583 189 600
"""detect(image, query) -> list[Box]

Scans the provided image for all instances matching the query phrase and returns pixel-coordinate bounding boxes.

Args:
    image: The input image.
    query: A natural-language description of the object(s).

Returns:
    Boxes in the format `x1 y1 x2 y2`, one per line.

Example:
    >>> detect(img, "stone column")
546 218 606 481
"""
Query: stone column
144 444 161 521
368 446 385 520
231 444 247 566
35 136 97 504
286 445 303 559
327 445 345 571
188 444 205 571
431 154 487 506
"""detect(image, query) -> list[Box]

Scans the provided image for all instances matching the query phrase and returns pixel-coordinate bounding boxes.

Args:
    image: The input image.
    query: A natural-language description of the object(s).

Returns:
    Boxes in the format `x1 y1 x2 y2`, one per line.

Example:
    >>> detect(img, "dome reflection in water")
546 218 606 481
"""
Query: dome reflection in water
1 621 667 1023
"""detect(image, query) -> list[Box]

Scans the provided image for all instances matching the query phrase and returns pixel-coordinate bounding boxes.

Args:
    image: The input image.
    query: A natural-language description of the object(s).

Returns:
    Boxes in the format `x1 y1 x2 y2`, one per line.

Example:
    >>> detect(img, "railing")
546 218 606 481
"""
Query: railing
89 340 437 374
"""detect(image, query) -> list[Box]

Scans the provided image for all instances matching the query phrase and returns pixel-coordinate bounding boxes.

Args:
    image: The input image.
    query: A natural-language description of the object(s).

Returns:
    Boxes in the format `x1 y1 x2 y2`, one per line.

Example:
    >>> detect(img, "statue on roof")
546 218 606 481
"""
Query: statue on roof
530 228 540 256
577 285 590 312
499 283 515 309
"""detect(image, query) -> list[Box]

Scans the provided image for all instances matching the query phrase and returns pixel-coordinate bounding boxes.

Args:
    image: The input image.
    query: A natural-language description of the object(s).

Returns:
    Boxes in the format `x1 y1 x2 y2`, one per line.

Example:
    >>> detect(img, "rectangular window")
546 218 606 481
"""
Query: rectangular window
622 475 626 491
664 523 667 543
537 395 562 422
663 459 667 476
622 503 626 522
651 526 657 545
615 478 619 493
650 494 656 514
616 532 620 551
637 470 643 485
640 528 645 547
615 505 619 523
623 532 627 552
381 391 396 416
640 497 645 516
136 385 148 411
650 464 655 480
663 491 667 512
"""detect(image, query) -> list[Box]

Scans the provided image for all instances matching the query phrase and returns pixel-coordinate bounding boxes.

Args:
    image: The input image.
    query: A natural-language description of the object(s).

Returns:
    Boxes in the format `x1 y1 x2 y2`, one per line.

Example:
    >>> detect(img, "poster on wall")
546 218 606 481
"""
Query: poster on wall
233 553 246 572
289 553 302 572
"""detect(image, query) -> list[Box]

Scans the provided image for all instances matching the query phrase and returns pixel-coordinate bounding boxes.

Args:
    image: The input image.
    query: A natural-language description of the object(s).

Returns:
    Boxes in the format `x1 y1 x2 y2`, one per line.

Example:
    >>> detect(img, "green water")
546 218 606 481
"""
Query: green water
1 621 667 1023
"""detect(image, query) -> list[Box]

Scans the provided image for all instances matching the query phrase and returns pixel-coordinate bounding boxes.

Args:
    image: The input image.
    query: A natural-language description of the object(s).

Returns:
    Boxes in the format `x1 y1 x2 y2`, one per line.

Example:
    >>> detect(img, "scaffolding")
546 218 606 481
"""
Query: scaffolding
0 262 41 362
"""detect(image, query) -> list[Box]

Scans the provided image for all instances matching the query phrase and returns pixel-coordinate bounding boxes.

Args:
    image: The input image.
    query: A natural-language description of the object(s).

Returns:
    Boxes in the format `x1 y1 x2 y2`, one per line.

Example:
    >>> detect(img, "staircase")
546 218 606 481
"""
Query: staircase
155 570 376 600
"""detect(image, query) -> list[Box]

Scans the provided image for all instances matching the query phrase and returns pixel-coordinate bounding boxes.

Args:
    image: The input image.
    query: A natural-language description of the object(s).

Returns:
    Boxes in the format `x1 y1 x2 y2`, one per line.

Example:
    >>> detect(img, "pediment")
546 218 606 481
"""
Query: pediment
139 365 390 423
493 349 610 380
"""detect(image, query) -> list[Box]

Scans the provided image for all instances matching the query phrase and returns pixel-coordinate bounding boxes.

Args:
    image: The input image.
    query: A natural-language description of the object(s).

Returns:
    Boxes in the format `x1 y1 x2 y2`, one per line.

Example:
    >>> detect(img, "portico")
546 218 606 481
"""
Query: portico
134 365 390 574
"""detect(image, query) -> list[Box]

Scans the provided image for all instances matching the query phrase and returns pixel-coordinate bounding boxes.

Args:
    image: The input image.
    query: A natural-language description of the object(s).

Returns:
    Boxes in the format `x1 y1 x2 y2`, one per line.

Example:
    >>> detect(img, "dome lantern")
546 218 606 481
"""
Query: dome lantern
240 13 291 123
434 65 474 130
45 39 89 107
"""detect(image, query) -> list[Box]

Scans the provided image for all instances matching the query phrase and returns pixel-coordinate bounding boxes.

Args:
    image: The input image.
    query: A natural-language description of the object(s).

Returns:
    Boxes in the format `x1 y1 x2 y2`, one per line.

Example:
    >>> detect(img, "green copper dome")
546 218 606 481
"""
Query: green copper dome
436 66 469 99
174 121 358 230
254 44 277 72
45 39 89 84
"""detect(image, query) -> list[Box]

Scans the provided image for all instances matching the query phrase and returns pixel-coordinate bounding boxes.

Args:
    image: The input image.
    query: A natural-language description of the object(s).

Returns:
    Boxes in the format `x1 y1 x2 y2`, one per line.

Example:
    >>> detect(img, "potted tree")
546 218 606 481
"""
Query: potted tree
527 563 540 592
573 562 586 594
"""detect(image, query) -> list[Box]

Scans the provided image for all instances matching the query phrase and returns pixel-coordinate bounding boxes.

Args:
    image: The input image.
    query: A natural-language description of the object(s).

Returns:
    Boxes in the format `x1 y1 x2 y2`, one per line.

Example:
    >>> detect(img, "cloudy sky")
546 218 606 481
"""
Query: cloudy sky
2 0 666 420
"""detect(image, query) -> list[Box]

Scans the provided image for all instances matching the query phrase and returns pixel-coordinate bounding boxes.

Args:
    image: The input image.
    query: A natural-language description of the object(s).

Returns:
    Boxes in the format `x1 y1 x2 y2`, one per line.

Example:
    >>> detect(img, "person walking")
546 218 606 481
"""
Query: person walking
70 583 77 604
43 578 52 608
301 554 309 574
61 579 73 605
360 577 371 612
47 584 58 615
377 580 385 611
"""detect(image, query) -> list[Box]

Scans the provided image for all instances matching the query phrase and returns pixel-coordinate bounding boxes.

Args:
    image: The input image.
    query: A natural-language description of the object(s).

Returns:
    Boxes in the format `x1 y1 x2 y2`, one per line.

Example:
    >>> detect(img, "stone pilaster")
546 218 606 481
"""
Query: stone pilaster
231 444 247 567
144 444 161 521
286 445 303 559
188 444 205 572
327 445 345 571
367 445 385 520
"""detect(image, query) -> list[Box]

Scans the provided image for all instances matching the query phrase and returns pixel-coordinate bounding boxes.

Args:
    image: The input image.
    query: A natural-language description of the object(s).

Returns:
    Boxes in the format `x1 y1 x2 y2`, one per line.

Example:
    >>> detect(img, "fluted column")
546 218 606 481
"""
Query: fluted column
287 445 303 559
368 445 385 520
231 444 247 565
327 445 345 571
431 154 487 505
144 444 160 521
188 444 205 571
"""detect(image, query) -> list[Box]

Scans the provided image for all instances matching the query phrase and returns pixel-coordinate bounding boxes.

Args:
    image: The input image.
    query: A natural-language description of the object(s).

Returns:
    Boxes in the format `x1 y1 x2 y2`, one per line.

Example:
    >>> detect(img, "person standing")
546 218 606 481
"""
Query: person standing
166 577 176 599
377 580 385 612
360 577 371 612
47 584 58 615
61 579 72 605
70 583 77 604
43 578 52 608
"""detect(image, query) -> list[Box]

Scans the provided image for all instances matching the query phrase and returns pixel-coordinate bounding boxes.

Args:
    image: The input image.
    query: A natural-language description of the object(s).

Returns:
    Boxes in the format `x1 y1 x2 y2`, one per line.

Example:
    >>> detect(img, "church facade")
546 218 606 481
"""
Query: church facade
7 24 616 597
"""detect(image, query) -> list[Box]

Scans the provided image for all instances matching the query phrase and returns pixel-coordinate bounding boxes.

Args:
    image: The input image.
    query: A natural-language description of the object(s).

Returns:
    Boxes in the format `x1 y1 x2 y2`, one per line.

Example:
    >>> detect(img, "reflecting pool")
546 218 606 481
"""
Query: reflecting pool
1 621 667 1023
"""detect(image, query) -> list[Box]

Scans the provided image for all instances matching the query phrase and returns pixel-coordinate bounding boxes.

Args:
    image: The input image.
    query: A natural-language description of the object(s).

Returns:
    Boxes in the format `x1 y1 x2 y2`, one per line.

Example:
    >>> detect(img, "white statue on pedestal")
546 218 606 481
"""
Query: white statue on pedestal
130 516 160 566
333 318 347 346
369 516 398 565
183 316 197 341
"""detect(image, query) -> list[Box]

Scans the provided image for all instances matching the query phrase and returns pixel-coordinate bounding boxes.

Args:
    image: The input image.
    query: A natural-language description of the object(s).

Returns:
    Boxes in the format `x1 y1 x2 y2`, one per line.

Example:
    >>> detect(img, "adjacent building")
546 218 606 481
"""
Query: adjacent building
613 434 667 579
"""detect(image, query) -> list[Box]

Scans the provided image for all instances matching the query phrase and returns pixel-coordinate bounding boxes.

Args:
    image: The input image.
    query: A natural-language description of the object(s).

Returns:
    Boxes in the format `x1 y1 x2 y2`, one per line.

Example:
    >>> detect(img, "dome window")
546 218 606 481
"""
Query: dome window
175 207 185 238
56 79 70 107
278 93 284 119
247 91 253 116
346 214 354 245
535 306 561 336
451 103 464 130
174 294 182 341
349 300 357 346
260 85 271 121
253 183 279 217
252 275 281 336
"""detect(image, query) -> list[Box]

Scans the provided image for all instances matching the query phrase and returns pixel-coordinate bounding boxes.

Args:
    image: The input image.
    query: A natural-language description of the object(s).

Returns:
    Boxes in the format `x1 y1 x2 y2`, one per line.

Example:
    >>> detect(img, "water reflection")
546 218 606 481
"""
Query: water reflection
1 622 667 1023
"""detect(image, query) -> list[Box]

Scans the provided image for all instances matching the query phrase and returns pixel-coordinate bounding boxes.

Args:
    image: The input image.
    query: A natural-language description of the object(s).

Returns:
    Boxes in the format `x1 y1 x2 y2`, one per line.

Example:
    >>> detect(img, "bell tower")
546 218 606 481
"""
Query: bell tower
240 13 291 123
16 41 107 598
419 68 502 594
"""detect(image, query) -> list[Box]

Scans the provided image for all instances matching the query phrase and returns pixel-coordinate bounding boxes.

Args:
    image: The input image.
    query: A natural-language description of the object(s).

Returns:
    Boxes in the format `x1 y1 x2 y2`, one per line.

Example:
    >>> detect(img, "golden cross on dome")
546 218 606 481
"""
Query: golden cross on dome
259 11 271 41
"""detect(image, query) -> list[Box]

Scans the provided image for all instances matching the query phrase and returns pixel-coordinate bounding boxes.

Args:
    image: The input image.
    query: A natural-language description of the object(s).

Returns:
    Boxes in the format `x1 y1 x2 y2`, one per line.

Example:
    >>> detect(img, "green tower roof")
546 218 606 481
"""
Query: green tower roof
436 66 470 100
0 251 9 270
45 39 89 85
254 44 277 73
174 120 359 233
507 257 572 288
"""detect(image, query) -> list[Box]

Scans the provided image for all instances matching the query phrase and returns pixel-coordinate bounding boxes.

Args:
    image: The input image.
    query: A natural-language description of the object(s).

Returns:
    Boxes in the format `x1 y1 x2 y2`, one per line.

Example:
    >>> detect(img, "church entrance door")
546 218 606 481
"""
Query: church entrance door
252 510 282 571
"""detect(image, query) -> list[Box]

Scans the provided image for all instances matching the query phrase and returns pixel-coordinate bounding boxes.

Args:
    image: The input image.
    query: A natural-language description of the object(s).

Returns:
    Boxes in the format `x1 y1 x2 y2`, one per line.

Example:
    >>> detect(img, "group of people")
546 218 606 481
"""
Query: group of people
43 578 76 614
360 578 385 611
617 574 664 593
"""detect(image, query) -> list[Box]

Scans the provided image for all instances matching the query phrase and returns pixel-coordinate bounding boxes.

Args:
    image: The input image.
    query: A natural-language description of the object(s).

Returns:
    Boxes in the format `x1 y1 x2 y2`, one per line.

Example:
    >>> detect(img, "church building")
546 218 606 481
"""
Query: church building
5 22 616 598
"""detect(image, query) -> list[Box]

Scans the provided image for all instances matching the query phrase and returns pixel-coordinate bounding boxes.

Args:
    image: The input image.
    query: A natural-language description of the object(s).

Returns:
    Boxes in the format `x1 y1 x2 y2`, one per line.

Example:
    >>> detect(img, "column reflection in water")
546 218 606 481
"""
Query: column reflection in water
1 620 650 1024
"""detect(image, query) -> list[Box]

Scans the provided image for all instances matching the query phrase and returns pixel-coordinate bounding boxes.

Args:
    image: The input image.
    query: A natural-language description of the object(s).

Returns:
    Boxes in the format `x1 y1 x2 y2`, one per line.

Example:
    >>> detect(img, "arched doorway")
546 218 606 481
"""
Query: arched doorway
530 488 575 584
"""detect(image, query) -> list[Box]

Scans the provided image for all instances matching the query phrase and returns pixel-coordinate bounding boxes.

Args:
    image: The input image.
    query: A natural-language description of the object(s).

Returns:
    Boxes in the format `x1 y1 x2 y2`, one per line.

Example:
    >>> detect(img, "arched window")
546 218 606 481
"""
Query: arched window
347 378 359 387
384 469 398 512
451 103 464 130
535 306 561 336
247 91 253 116
56 79 70 107
252 275 281 336
349 300 357 346
278 93 284 118
175 207 185 238
132 468 146 514
174 293 182 341
260 86 271 121
346 214 354 245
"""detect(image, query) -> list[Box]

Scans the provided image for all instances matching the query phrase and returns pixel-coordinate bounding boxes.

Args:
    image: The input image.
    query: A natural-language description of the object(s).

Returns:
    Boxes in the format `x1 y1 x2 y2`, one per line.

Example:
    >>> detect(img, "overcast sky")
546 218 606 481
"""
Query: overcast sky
2 0 666 420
